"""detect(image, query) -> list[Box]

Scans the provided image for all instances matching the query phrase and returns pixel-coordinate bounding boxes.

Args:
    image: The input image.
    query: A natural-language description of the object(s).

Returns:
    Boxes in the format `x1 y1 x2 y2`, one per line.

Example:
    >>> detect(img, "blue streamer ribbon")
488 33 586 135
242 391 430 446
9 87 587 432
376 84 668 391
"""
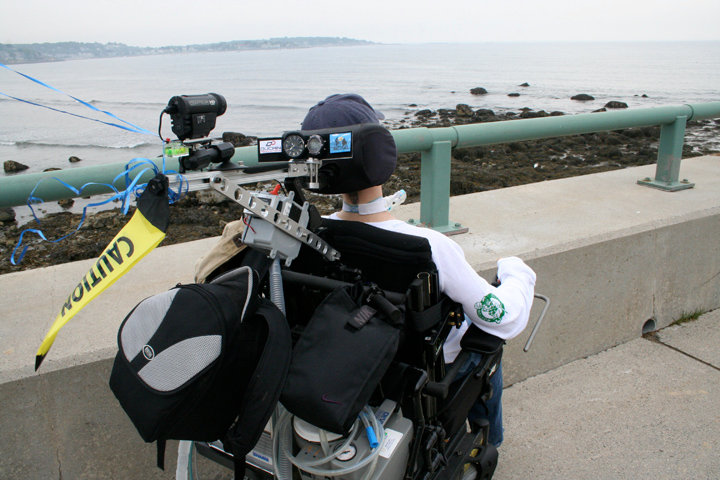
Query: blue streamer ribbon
0 61 155 136
10 157 189 266
2 62 193 265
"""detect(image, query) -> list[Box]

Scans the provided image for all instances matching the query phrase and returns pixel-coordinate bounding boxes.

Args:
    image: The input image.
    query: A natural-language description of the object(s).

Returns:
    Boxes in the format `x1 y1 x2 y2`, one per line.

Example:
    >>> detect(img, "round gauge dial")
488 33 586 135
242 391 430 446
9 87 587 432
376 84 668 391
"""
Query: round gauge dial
283 134 305 158
306 135 324 156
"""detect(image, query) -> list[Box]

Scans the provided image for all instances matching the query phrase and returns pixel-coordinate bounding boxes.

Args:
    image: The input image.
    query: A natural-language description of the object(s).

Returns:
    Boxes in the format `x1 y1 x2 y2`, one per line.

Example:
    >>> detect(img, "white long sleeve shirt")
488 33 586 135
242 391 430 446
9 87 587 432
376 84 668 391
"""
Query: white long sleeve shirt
328 215 537 362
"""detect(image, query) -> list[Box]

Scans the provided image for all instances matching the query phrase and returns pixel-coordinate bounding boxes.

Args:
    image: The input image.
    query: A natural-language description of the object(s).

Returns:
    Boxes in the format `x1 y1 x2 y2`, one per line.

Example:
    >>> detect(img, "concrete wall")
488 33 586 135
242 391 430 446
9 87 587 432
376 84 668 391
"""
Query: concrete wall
1 156 719 478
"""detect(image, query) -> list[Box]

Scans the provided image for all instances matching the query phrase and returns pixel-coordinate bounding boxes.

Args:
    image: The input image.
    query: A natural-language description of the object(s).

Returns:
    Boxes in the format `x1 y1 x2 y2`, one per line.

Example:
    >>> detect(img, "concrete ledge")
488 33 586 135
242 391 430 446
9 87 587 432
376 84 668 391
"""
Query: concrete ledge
1 155 719 478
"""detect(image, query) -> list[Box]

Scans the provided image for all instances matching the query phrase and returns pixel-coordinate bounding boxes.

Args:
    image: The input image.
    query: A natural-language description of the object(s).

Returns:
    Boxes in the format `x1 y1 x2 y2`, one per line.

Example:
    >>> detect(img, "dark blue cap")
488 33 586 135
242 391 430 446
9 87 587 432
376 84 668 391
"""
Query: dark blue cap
302 93 385 130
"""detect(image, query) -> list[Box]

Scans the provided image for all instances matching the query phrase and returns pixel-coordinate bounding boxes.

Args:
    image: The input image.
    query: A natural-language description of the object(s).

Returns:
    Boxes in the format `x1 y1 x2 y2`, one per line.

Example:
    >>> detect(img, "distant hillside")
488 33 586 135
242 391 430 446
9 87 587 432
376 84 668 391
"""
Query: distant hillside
0 37 374 64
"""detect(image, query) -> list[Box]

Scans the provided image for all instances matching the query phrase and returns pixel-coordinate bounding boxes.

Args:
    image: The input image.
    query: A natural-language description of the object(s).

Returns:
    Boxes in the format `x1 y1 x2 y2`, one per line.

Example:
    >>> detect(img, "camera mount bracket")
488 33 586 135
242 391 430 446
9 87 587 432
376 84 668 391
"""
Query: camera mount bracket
205 171 340 263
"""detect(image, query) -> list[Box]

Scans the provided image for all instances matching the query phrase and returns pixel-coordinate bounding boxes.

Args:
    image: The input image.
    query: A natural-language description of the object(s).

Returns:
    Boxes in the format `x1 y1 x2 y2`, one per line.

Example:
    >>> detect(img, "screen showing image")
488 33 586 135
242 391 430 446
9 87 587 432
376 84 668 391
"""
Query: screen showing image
329 132 351 154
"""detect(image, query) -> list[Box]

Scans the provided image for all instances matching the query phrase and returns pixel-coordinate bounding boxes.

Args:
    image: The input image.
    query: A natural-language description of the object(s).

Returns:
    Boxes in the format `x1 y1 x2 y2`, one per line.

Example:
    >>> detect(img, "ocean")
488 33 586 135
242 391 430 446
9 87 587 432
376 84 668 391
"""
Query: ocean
1 41 719 177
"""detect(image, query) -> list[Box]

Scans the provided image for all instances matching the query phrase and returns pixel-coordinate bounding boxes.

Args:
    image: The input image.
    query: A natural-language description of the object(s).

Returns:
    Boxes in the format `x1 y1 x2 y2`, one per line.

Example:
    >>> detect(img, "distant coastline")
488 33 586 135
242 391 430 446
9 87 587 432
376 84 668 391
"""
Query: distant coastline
0 37 375 65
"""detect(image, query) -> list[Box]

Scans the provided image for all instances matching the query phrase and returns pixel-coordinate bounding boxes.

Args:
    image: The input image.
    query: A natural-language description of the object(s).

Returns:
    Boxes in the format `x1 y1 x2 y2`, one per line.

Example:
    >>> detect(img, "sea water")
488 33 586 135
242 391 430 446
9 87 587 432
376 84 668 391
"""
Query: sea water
1 41 719 176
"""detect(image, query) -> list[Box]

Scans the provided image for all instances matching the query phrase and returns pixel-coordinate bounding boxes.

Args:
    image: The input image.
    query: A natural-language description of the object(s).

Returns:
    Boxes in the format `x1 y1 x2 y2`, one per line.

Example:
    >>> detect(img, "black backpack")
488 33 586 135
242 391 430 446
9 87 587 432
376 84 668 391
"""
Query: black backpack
109 266 291 479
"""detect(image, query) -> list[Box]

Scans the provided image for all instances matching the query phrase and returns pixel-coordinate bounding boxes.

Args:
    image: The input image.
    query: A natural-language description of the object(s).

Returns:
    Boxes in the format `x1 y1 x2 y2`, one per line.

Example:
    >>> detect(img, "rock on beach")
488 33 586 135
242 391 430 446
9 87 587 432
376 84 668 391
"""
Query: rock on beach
571 94 595 101
0 207 16 223
455 104 473 117
4 160 29 173
605 101 629 109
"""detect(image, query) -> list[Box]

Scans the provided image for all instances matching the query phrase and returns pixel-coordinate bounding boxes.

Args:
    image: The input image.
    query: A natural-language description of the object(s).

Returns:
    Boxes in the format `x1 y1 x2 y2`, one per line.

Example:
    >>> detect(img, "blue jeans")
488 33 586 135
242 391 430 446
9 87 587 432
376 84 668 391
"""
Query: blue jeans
455 352 504 447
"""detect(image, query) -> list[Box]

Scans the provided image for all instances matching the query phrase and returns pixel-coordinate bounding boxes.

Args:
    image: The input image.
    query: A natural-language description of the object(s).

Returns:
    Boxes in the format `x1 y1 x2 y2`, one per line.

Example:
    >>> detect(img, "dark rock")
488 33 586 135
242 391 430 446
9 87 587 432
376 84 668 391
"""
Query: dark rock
605 101 628 109
438 109 454 117
571 94 595 101
550 111 564 116
4 160 29 173
415 109 434 117
58 198 74 209
68 156 82 163
470 87 488 95
456 104 473 117
0 207 16 223
473 109 495 118
221 132 256 147
520 110 549 119
519 82 530 87
408 103 417 107
593 108 607 113
508 93 520 97
641 94 649 98
43 167 62 172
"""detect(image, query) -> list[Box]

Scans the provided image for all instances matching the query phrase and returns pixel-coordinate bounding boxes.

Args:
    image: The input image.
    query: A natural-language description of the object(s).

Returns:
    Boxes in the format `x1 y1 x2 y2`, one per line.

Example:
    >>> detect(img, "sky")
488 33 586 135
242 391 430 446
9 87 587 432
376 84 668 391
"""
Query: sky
2 0 719 46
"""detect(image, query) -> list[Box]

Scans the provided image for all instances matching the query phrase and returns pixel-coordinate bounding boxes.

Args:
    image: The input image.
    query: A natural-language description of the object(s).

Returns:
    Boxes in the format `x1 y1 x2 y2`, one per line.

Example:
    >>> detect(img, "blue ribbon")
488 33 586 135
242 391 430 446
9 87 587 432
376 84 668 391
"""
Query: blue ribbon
10 158 189 265
0 61 155 136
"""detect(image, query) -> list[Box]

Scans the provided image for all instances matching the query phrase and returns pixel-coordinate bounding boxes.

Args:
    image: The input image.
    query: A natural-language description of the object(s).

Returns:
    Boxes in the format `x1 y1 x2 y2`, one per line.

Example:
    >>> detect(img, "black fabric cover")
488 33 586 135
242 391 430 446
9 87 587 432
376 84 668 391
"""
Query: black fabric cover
321 219 436 293
281 283 400 434
136 173 169 232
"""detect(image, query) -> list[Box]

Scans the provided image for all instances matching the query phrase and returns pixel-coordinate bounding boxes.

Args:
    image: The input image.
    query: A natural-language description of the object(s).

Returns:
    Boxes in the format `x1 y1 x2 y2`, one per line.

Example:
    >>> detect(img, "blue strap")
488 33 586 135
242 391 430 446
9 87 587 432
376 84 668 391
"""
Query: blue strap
0 62 155 136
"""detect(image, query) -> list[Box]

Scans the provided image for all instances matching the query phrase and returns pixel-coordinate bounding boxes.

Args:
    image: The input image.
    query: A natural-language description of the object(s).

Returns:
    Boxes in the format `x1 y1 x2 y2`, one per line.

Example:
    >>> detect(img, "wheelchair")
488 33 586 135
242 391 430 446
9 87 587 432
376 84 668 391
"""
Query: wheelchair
194 207 511 480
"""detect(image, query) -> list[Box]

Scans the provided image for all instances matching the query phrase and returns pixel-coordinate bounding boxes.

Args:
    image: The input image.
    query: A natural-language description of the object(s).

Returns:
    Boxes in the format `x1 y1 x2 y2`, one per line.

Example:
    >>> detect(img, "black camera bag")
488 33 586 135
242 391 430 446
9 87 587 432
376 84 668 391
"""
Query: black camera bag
281 283 402 434
109 266 291 479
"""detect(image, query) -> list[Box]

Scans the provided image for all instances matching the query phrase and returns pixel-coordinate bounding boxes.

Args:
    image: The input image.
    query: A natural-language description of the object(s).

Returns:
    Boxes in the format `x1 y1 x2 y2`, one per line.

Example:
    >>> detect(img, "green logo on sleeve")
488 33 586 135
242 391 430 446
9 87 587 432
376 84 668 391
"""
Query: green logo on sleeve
475 293 506 324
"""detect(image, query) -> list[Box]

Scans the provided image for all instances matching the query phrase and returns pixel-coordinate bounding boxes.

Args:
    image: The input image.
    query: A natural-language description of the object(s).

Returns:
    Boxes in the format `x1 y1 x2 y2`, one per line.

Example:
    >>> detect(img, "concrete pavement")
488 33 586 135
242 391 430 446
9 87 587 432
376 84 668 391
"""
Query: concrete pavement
495 309 720 479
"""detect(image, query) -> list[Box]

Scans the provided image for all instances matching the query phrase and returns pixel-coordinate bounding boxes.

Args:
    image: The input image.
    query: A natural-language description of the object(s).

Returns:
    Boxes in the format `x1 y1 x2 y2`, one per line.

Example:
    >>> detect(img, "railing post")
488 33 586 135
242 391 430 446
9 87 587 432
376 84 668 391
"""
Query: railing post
637 115 694 191
408 140 467 235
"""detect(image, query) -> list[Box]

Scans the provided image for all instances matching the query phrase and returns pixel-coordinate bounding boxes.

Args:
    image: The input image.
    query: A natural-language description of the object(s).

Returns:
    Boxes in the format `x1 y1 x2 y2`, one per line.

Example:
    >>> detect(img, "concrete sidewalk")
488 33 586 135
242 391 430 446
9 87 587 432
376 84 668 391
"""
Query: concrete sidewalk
495 309 720 479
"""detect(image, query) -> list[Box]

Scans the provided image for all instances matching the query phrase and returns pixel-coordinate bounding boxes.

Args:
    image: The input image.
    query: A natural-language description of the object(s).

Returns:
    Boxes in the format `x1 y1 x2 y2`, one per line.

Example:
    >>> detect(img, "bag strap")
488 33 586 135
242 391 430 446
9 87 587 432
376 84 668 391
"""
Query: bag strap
224 298 292 474
156 439 166 470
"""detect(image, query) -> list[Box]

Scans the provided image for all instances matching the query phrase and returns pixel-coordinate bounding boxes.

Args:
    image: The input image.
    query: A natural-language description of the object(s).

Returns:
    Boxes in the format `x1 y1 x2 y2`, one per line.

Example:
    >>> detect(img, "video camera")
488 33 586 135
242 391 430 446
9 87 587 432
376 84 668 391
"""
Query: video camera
161 93 235 172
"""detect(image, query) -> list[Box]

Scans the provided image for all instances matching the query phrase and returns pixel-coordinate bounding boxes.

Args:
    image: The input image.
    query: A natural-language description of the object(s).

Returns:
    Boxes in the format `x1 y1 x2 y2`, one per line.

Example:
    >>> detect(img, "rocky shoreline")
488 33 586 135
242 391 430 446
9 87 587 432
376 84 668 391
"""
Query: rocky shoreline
1 105 719 274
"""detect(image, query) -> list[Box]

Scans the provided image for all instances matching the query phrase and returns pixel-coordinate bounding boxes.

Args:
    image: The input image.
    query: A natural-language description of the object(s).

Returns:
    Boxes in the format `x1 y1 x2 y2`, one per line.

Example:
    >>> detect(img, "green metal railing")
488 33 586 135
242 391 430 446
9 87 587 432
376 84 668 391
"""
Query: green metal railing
1 102 719 233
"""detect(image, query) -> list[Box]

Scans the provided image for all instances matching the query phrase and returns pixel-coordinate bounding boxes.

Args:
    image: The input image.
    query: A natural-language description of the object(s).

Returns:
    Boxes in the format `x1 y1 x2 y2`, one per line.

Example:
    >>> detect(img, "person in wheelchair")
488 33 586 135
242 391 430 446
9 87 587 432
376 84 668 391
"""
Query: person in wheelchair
300 93 537 448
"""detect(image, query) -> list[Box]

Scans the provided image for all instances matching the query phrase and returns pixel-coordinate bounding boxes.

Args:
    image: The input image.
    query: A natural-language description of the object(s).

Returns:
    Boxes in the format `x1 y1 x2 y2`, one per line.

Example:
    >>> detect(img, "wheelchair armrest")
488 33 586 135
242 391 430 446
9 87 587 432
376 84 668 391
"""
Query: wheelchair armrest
423 351 470 399
460 324 505 354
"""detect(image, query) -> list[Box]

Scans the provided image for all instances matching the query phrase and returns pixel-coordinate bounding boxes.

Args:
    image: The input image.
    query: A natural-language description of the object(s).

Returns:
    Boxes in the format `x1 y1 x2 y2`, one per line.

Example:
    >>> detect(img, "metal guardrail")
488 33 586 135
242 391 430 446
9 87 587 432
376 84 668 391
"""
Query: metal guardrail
1 102 719 233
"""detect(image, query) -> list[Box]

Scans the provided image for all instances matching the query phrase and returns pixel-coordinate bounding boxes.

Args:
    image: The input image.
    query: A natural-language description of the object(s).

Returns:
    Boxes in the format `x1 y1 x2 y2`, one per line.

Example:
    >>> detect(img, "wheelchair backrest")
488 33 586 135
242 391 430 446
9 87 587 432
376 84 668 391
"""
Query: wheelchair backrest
289 218 437 294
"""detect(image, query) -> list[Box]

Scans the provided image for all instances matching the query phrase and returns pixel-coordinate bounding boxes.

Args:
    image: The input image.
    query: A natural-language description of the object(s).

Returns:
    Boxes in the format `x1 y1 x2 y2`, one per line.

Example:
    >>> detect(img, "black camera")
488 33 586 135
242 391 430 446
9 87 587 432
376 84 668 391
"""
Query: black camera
162 93 234 172
164 93 227 141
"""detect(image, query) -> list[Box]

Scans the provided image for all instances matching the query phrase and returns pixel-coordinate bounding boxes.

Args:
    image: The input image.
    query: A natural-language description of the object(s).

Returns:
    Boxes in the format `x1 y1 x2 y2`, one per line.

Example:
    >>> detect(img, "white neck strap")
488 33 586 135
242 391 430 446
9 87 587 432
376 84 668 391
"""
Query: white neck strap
342 196 387 215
